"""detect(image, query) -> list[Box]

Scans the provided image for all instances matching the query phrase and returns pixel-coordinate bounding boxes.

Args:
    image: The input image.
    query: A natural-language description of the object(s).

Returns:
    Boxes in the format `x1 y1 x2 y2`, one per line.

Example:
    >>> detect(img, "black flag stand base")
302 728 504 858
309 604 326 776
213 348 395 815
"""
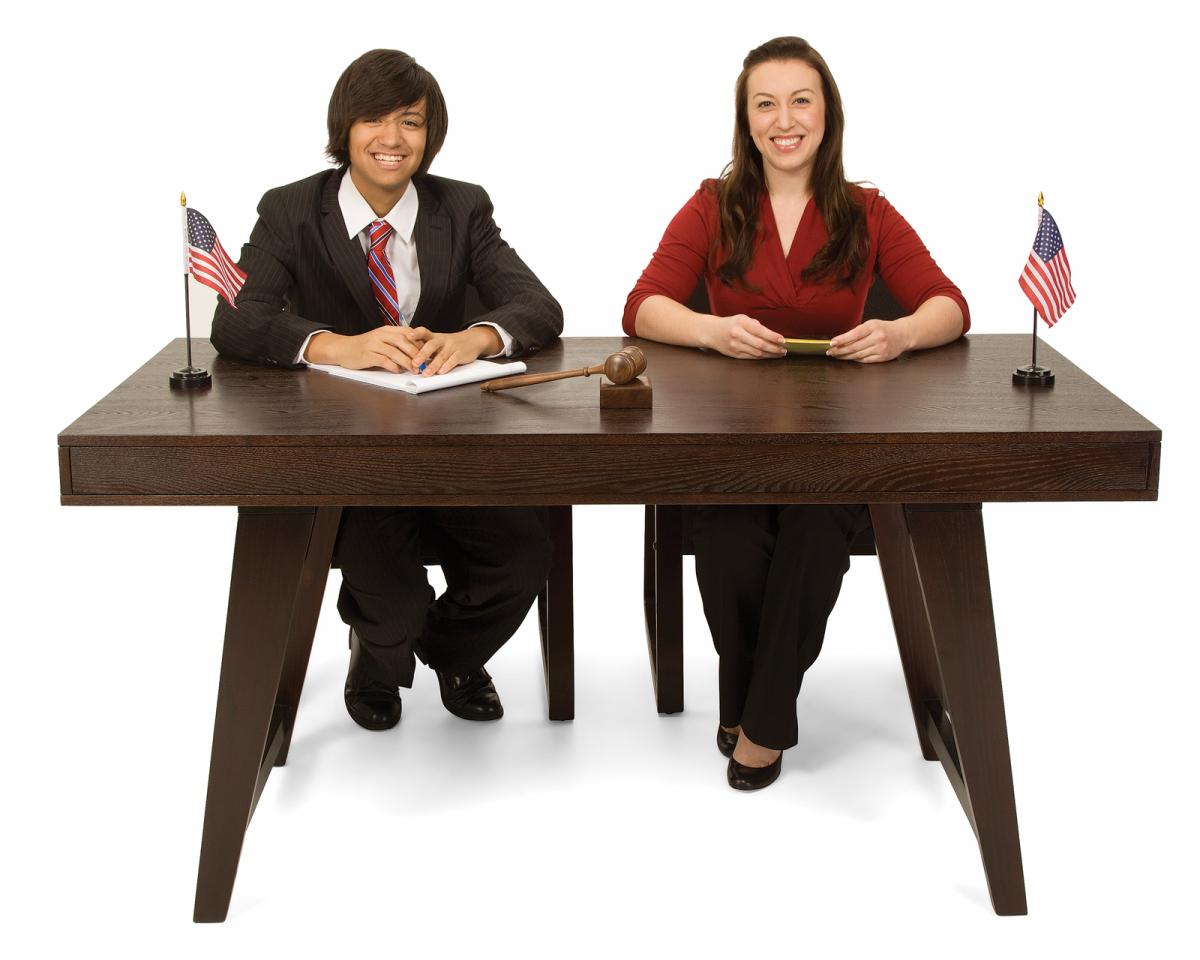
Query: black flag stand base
170 366 212 389
1013 309 1055 387
173 270 211 388
1012 363 1054 387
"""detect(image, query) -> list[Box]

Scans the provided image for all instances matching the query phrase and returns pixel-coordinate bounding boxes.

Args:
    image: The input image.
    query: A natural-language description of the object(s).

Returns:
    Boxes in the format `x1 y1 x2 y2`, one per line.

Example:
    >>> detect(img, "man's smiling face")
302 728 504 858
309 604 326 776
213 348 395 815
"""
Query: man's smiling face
346 100 427 210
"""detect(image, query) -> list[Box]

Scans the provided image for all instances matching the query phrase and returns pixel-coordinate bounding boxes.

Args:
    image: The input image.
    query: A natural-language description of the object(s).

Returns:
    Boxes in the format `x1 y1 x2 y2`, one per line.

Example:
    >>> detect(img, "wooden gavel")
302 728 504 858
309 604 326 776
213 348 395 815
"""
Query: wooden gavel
481 346 647 392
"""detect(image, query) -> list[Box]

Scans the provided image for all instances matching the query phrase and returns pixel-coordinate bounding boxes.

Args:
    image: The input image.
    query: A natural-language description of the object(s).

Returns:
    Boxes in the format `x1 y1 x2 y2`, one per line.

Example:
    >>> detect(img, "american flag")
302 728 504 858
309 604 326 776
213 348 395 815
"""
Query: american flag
1019 205 1076 326
187 208 246 306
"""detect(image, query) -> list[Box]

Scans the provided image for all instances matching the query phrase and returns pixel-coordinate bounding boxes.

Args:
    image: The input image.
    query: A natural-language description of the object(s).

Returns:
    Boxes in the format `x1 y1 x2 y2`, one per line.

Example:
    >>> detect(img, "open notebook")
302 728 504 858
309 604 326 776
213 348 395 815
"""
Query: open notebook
309 359 527 395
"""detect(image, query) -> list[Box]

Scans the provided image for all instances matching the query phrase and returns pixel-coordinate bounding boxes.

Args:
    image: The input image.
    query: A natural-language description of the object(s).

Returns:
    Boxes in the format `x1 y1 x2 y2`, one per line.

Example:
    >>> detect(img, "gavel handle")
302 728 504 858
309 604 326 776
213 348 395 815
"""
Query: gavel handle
481 363 604 392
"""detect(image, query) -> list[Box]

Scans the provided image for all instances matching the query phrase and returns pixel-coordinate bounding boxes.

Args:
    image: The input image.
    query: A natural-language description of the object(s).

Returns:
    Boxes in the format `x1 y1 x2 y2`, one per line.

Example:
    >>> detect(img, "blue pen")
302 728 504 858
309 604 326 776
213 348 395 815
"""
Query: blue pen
400 311 426 372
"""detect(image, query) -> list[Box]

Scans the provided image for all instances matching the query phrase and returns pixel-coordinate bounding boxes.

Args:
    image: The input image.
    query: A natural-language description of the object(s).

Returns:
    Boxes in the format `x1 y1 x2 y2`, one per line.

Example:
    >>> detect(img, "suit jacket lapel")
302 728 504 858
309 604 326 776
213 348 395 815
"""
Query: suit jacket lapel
319 171 380 327
412 177 450 329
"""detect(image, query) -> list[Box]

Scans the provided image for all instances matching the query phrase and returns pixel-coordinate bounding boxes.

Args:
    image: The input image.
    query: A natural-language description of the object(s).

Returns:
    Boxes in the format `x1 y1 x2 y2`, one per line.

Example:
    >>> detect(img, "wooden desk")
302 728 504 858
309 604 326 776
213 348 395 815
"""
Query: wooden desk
58 335 1160 920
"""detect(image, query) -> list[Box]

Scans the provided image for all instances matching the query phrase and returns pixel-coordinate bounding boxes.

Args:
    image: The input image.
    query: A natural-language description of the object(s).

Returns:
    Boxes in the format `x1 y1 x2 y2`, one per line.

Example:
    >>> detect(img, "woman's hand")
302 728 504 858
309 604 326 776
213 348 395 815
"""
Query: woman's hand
409 325 502 377
701 314 788 360
828 298 964 363
827 319 910 364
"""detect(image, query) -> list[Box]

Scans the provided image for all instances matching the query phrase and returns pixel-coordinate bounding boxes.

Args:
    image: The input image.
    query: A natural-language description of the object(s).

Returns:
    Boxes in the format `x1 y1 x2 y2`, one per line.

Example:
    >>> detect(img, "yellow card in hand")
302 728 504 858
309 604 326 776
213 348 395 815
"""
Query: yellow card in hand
784 338 831 356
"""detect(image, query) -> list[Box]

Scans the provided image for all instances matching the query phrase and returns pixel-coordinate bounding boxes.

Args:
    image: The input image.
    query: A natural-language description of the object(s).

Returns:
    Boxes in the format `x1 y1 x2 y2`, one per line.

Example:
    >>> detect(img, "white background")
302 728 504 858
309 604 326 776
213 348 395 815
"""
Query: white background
3 0 1198 956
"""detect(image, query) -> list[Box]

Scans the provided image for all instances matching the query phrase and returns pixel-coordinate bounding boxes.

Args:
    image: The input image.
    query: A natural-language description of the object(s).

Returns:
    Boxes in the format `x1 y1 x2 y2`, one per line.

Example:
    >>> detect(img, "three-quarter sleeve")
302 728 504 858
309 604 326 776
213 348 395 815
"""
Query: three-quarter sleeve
872 194 970 334
622 184 717 336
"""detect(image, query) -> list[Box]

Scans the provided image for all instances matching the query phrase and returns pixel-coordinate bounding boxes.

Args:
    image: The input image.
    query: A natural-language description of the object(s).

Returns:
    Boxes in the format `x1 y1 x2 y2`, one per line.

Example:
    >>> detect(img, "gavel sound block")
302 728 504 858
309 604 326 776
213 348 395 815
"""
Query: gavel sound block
481 346 653 409
599 376 652 409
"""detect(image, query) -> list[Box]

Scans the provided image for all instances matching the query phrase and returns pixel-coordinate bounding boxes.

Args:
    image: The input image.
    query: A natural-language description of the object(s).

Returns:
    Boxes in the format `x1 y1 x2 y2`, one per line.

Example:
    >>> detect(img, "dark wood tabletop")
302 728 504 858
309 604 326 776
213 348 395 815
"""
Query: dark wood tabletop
59 335 1160 506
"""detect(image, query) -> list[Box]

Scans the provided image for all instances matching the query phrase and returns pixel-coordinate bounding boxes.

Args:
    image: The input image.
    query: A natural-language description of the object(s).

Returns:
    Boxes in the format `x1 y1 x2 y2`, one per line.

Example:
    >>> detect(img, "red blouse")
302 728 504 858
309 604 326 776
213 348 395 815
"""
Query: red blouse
622 181 969 339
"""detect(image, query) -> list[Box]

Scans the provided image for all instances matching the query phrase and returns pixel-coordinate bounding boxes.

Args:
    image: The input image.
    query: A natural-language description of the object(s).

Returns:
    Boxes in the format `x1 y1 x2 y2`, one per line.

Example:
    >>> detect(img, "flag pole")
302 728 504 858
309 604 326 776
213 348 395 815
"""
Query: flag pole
1012 192 1055 386
183 191 194 371
1031 310 1038 370
170 191 212 389
1031 192 1042 371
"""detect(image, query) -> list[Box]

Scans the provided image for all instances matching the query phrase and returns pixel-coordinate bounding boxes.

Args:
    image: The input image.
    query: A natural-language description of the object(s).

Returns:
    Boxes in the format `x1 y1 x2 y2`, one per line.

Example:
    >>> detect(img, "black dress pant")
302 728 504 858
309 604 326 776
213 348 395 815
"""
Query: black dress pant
333 506 552 688
691 504 869 751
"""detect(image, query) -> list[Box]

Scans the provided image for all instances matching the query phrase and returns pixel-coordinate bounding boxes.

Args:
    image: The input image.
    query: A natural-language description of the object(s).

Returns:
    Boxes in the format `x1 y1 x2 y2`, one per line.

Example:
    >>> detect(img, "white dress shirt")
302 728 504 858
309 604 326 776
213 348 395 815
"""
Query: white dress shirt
296 172 512 363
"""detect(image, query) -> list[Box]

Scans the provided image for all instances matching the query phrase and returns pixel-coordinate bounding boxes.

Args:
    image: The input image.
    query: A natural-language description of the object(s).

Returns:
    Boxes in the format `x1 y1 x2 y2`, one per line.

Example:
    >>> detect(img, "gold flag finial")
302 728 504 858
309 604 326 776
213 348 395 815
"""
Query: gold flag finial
181 191 187 207
1037 191 1044 207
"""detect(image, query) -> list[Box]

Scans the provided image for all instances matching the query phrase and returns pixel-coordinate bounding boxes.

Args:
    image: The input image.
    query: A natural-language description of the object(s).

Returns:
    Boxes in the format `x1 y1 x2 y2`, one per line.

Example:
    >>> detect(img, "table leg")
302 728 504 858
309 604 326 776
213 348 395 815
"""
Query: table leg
644 505 683 714
888 503 1028 916
870 505 939 762
193 506 326 923
273 507 342 766
538 506 575 721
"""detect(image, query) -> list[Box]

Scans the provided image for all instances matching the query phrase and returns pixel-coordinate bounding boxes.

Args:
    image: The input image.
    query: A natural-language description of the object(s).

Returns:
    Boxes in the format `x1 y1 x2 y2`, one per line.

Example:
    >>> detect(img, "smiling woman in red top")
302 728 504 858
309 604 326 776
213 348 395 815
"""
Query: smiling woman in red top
623 37 969 790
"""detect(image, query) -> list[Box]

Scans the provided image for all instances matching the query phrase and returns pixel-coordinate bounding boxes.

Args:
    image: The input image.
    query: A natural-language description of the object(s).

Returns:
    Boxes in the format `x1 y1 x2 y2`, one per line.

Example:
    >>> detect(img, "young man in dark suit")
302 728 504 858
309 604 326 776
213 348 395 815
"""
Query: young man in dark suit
212 49 562 731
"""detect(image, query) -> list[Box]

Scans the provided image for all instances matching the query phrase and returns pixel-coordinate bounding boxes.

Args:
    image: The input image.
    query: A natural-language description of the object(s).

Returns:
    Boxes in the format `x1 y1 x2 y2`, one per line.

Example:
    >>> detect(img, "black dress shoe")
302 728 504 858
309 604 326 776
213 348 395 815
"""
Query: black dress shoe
344 629 402 731
717 727 738 758
726 753 782 791
436 667 504 721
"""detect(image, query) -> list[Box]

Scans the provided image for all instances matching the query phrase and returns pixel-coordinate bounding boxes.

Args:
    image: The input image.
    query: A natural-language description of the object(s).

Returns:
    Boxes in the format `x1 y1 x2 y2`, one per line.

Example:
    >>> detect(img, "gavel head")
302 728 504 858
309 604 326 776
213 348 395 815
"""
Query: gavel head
603 346 648 385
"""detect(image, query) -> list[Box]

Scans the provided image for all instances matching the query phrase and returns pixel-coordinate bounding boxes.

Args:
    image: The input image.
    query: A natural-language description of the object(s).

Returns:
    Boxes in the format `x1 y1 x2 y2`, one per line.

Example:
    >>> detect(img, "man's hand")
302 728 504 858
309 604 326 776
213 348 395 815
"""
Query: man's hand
827 319 910 363
409 326 502 377
303 327 424 372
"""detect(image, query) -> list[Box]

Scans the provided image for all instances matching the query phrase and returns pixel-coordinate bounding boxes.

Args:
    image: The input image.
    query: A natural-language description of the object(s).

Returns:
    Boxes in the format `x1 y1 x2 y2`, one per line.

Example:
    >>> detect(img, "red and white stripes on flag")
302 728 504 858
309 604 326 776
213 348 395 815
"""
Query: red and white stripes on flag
1019 206 1076 327
186 207 247 306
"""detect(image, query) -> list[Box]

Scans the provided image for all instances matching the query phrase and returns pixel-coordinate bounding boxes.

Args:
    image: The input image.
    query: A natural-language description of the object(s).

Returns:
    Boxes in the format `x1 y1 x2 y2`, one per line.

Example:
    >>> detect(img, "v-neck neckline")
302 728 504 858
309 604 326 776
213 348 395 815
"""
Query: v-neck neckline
762 192 813 265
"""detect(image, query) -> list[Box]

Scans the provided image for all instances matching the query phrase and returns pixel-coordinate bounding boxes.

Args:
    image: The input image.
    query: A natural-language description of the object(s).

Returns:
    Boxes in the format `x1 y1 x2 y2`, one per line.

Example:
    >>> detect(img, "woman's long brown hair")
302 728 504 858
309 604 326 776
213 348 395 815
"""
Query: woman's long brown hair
715 37 868 289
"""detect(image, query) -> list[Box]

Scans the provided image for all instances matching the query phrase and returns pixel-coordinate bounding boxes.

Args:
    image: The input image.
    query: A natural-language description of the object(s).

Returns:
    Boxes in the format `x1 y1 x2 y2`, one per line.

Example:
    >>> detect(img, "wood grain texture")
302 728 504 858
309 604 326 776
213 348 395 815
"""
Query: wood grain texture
60 337 1160 445
57 447 72 496
193 507 319 923
58 335 1160 920
65 439 1156 505
58 337 1161 507
870 504 942 762
272 506 342 767
599 377 652 409
904 504 1027 916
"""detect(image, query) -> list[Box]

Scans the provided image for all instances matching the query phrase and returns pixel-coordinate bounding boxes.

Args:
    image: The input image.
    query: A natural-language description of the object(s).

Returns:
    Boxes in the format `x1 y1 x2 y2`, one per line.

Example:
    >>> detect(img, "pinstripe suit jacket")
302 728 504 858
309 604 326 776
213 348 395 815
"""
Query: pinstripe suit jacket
210 169 562 367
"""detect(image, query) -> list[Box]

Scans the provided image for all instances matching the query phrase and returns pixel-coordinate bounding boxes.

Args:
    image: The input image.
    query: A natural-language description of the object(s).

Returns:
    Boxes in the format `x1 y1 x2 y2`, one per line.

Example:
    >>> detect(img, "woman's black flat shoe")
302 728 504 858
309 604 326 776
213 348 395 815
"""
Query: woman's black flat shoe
726 754 782 791
717 727 738 758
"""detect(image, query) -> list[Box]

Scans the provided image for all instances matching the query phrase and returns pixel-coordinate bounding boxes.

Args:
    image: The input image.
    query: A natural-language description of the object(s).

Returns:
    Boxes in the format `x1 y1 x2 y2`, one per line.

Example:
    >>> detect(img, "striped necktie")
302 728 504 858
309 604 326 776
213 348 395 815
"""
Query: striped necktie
367 219 400 325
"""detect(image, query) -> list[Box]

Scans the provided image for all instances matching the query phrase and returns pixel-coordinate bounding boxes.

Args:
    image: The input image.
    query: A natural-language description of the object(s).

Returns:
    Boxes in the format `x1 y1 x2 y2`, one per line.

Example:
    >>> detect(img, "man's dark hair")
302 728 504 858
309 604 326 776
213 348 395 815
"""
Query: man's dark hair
326 49 448 174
